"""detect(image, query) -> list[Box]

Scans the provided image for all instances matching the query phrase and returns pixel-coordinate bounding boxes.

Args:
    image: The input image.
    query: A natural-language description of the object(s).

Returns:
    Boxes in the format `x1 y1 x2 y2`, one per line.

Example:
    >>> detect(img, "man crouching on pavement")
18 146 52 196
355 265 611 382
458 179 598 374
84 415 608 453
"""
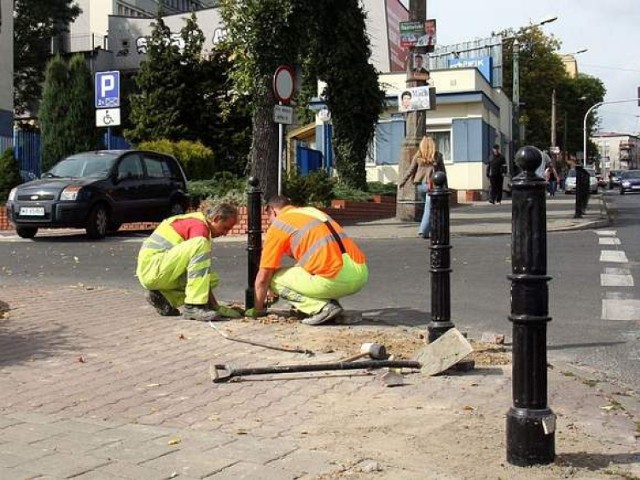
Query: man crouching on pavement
247 195 368 325
136 202 242 322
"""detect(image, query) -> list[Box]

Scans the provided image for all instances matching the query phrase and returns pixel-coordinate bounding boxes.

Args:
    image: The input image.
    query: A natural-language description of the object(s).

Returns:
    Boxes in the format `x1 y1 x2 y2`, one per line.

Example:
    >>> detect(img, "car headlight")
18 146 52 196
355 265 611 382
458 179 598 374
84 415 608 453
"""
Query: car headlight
622 181 631 188
60 185 83 201
8 188 17 202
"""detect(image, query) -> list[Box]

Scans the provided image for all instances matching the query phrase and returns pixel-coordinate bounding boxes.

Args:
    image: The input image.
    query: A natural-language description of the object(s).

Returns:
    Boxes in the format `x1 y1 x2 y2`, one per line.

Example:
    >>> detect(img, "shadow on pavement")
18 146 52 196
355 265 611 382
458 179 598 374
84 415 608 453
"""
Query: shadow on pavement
0 310 76 366
29 230 151 243
358 306 430 327
547 341 627 350
557 452 640 470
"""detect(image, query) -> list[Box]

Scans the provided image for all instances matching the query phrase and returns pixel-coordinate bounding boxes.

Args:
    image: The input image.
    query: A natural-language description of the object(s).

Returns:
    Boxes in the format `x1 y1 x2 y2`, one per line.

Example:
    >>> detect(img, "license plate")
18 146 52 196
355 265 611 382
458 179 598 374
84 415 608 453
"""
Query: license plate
20 207 45 216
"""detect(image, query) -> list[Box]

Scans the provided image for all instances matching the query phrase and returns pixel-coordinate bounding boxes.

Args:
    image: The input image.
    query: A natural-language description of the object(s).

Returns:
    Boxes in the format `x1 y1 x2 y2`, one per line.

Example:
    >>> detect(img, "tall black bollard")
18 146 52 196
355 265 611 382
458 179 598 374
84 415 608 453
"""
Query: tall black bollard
245 177 263 309
427 172 454 343
506 146 555 466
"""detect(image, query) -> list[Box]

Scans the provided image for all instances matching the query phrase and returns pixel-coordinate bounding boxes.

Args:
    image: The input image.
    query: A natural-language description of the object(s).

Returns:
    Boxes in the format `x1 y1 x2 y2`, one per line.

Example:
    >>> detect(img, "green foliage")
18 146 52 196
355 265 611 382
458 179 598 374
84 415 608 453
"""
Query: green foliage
188 172 246 205
367 181 398 196
0 148 22 201
331 184 372 202
126 14 188 144
13 0 81 114
283 168 335 207
137 139 216 180
66 55 97 152
39 55 75 171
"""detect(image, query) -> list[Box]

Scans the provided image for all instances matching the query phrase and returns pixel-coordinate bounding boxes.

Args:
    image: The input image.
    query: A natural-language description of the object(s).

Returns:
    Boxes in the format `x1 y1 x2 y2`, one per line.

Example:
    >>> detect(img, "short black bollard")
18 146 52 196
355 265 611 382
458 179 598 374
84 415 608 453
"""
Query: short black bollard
574 165 588 218
245 177 263 309
427 172 454 343
506 146 555 466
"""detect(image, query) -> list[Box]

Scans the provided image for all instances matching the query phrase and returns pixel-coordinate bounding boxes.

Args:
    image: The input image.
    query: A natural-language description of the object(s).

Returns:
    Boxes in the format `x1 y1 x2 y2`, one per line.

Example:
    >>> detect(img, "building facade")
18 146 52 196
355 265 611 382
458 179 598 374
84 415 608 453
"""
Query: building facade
592 132 640 171
0 0 13 153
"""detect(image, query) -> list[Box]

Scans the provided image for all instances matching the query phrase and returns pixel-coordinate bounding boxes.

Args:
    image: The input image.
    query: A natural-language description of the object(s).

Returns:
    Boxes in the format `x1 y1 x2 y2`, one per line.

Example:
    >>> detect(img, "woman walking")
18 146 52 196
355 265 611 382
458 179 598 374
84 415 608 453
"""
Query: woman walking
399 136 445 238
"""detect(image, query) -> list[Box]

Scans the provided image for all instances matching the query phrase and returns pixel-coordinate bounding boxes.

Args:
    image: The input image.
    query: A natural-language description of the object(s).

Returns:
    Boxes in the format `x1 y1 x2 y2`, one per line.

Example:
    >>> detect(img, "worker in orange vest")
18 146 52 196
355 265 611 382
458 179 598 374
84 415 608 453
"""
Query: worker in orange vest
247 195 368 325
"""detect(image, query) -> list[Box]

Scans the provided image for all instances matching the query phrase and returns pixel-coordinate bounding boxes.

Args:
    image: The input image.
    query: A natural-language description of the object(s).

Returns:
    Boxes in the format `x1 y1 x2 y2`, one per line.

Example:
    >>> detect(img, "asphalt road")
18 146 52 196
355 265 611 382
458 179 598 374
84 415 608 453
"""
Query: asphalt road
1 192 639 389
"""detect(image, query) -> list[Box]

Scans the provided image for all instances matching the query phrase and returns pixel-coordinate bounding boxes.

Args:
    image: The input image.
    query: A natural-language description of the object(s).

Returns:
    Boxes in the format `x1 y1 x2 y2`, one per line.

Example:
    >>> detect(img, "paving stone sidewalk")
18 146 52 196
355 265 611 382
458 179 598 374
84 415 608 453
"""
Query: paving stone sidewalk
0 285 637 479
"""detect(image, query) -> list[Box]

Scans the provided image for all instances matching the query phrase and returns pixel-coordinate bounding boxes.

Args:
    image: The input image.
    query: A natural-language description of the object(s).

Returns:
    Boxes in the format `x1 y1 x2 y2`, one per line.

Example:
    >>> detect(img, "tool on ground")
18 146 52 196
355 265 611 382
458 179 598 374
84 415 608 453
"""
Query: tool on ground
208 321 314 356
340 342 388 362
211 359 421 383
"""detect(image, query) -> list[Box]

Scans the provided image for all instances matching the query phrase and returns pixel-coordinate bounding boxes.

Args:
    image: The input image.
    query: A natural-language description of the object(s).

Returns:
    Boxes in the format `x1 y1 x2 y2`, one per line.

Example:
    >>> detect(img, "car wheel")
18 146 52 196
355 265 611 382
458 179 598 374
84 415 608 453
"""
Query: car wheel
86 204 109 239
16 226 38 239
108 222 122 233
169 201 185 217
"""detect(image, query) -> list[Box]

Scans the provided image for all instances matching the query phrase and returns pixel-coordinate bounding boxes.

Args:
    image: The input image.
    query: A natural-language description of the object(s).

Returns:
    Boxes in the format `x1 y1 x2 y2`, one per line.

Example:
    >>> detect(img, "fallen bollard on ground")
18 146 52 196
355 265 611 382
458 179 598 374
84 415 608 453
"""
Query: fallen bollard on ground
413 328 473 376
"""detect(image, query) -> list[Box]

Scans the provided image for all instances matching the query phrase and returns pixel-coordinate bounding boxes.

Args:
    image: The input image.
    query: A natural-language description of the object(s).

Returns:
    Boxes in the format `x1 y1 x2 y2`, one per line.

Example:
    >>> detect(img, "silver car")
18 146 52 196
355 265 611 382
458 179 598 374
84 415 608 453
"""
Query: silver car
564 168 598 194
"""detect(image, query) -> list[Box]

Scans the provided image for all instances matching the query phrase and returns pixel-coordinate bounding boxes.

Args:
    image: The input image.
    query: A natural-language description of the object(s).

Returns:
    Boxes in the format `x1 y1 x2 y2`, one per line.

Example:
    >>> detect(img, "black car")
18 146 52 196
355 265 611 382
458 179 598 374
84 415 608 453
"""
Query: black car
6 150 190 239
619 169 640 195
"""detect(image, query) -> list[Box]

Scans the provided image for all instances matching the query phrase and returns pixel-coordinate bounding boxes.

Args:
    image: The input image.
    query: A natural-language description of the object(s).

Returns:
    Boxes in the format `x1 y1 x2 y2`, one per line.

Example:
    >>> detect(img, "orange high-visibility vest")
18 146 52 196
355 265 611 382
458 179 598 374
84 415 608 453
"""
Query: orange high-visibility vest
260 206 366 278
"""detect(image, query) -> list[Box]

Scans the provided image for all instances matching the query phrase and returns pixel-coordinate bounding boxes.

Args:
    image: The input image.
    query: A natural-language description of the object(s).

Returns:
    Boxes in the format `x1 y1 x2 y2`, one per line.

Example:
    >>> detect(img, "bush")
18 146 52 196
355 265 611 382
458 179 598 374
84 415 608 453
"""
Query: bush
367 181 397 196
283 168 335 207
0 148 22 202
138 139 215 180
188 172 247 206
331 184 371 202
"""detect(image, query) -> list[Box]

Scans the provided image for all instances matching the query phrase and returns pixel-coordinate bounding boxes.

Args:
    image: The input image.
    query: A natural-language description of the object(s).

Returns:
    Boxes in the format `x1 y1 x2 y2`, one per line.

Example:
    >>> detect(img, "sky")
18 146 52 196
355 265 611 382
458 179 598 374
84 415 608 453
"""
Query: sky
420 0 640 134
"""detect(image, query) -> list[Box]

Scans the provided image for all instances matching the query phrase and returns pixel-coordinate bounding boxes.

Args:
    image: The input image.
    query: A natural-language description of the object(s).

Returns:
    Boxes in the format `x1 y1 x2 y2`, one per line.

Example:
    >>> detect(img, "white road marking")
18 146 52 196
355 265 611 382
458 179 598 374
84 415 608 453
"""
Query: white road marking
601 274 635 287
600 250 629 263
599 237 621 245
601 299 640 321
595 230 617 236
604 267 632 275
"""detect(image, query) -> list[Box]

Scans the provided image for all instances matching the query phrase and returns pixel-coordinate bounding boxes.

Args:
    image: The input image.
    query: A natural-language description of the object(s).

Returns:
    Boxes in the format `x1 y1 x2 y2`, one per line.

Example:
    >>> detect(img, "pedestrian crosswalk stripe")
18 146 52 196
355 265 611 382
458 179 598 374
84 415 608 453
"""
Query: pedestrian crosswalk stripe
595 230 617 236
599 250 628 263
600 274 634 287
599 237 621 245
604 267 632 275
601 299 640 321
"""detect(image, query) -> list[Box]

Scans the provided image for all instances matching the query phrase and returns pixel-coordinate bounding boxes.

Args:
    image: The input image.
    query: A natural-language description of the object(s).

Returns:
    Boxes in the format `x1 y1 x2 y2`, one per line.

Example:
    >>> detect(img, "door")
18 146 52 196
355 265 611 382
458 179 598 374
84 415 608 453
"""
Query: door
111 153 146 222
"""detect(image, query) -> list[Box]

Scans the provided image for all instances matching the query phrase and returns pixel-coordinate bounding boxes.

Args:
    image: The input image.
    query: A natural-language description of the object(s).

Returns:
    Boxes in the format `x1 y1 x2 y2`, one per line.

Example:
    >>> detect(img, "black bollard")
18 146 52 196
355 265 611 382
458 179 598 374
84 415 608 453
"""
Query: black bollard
245 177 263 309
506 146 555 466
427 171 454 343
574 165 589 218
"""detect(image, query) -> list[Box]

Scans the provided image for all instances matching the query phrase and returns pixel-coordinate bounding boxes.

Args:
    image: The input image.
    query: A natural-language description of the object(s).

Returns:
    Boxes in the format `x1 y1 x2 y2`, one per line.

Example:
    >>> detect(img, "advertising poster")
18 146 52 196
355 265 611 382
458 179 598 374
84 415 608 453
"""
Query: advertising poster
398 86 436 112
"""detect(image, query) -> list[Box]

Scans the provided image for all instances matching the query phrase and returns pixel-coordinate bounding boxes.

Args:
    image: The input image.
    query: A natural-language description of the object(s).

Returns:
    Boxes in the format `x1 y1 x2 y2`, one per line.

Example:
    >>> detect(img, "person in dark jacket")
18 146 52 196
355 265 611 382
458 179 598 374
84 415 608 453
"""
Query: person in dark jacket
487 144 506 204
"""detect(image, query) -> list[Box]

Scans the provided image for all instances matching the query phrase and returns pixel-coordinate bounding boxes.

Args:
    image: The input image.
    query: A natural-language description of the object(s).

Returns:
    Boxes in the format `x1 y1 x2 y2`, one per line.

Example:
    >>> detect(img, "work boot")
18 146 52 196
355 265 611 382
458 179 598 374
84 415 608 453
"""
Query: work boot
301 301 343 326
182 304 220 322
146 290 180 316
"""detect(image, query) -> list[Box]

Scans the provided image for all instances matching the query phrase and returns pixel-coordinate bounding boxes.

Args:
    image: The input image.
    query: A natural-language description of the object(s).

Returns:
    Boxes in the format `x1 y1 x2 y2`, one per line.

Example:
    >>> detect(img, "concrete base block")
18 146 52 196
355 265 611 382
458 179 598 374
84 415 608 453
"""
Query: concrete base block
413 328 473 376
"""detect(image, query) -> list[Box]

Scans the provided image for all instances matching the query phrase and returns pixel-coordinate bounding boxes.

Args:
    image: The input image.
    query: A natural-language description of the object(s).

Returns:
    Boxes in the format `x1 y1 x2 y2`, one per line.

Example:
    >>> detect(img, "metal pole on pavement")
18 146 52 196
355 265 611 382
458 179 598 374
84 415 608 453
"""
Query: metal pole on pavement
427 172 454 342
278 102 284 195
506 146 555 466
245 177 263 309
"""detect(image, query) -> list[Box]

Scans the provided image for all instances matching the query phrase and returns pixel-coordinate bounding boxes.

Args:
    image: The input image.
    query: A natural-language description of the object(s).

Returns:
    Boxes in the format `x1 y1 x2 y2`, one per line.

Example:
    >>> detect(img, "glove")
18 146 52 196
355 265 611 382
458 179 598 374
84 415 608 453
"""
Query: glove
214 304 243 319
244 307 266 318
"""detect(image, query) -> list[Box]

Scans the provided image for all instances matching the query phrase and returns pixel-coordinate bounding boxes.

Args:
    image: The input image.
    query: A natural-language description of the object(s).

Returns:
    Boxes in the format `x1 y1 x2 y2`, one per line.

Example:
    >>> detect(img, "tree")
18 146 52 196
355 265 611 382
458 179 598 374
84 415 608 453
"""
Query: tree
13 0 81 114
39 56 75 171
0 148 22 201
66 54 97 152
220 0 384 198
126 13 187 144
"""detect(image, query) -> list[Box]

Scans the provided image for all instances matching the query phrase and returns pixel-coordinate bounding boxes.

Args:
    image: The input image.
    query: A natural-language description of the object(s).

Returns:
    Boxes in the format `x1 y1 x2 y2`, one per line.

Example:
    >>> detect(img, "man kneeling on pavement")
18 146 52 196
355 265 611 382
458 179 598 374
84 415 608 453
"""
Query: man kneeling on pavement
136 202 242 322
247 195 368 325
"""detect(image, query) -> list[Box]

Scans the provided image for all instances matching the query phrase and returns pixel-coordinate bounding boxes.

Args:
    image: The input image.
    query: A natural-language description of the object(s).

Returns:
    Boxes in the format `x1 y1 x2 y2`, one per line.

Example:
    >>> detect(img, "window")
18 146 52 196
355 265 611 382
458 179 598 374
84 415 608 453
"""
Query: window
428 130 452 162
117 154 144 181
144 155 171 179
368 120 405 165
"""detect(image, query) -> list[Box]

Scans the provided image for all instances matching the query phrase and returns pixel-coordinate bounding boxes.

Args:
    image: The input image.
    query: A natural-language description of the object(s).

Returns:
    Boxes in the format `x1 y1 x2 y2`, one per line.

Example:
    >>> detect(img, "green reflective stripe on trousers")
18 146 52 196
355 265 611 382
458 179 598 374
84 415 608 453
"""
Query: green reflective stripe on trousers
188 266 209 280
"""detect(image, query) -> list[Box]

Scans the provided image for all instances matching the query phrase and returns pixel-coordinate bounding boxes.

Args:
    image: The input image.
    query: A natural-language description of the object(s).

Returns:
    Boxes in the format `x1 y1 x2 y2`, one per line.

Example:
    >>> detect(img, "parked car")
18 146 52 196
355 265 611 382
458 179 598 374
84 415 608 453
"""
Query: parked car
564 167 599 194
619 170 640 195
608 169 624 189
6 150 190 239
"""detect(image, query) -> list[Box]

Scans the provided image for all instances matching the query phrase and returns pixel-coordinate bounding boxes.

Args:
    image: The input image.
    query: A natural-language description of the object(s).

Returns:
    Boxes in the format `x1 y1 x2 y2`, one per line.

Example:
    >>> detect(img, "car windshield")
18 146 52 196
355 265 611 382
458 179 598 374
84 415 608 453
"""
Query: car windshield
622 170 640 179
44 154 118 178
567 169 596 178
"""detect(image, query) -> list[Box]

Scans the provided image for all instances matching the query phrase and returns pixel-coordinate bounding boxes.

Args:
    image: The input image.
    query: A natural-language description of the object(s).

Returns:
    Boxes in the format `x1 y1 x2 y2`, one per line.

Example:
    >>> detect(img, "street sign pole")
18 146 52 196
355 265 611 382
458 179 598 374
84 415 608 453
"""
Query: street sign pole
273 65 295 196
278 102 284 195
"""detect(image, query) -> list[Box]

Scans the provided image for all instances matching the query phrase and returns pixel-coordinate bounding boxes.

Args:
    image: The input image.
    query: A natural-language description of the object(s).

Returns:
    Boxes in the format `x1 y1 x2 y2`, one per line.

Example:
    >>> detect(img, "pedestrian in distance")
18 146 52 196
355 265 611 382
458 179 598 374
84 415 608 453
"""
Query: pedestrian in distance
399 135 446 238
246 195 369 325
136 202 242 322
545 162 559 197
487 144 506 204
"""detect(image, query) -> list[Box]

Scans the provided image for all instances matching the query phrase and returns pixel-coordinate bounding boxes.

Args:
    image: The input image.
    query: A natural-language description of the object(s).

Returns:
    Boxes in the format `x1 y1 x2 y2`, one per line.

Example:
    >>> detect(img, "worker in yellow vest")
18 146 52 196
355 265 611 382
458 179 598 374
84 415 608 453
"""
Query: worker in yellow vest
136 203 240 322
248 195 368 325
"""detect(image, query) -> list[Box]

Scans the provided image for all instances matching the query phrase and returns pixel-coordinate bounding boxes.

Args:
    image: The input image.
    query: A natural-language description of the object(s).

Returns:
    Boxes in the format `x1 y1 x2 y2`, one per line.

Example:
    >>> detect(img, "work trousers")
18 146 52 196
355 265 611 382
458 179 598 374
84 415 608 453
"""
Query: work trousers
489 175 504 203
137 237 220 306
271 254 368 315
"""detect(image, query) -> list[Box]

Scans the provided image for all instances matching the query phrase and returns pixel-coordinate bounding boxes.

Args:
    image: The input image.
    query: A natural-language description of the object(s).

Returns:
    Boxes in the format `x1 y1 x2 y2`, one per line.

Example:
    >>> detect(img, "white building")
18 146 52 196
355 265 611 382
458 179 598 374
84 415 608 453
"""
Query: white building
592 132 640 171
0 0 13 152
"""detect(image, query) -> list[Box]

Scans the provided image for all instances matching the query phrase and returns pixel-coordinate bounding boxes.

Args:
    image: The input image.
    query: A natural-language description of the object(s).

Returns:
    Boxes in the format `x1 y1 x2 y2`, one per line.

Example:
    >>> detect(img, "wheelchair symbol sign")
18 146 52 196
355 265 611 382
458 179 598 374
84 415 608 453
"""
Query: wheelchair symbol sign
95 71 120 108
96 108 121 127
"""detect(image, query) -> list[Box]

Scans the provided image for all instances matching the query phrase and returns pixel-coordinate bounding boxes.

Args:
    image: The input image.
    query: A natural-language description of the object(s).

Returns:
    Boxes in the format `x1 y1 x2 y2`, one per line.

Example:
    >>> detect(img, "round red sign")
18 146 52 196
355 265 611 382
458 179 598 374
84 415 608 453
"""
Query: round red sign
273 65 295 104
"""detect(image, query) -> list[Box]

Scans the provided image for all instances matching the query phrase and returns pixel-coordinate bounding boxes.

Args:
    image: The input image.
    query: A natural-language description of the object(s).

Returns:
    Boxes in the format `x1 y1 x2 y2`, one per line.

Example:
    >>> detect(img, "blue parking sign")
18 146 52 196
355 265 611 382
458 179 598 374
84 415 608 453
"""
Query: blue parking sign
95 71 120 108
